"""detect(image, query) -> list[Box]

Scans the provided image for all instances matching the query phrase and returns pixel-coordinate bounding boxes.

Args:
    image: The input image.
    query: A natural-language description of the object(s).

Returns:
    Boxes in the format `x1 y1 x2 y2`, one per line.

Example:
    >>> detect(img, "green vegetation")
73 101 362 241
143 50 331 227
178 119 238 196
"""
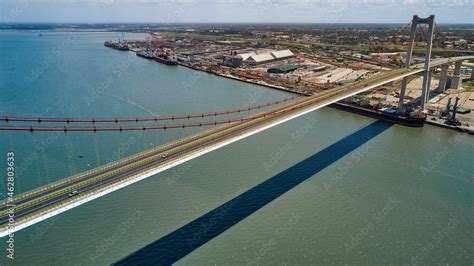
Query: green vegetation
275 41 311 51
359 44 405 54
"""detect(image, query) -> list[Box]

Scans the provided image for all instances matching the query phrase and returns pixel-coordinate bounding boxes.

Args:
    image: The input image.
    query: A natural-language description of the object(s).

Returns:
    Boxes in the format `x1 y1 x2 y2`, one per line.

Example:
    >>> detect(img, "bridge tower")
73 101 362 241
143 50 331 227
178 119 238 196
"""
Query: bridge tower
398 15 435 111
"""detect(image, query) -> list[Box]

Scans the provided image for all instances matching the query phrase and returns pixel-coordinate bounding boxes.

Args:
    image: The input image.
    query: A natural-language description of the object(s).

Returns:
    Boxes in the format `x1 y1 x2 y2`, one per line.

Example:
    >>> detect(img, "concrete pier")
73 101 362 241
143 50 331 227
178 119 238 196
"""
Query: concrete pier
437 64 449 92
426 69 433 97
450 61 463 90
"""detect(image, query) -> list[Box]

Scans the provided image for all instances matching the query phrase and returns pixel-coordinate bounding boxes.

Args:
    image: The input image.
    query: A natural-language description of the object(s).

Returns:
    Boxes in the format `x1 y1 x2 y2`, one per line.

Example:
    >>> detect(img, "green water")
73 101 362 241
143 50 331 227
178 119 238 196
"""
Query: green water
0 31 472 265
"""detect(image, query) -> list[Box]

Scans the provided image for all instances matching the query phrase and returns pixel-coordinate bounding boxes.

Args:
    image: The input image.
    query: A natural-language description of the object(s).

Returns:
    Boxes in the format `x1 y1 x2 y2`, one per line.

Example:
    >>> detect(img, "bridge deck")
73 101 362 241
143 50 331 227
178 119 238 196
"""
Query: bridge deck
1 56 472 237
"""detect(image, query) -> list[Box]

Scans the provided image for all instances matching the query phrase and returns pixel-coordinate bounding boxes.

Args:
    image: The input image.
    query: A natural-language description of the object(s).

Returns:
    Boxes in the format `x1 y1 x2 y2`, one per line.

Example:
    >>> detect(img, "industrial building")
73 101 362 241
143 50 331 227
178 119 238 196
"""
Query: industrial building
267 64 298 74
246 53 276 65
242 49 295 65
368 52 406 63
238 52 256 61
221 49 295 68
271 50 295 60
222 55 244 68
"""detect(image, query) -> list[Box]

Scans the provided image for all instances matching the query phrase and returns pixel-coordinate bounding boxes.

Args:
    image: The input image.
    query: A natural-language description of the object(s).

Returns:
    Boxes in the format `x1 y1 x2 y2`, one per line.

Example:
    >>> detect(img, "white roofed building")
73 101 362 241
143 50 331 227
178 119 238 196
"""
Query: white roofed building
245 53 275 64
237 52 256 61
242 49 295 65
271 49 294 60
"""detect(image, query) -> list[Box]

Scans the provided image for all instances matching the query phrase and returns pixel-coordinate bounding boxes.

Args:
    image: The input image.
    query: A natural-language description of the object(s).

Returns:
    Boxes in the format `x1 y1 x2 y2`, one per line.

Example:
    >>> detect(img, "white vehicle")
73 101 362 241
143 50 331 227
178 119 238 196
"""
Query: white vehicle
68 190 79 197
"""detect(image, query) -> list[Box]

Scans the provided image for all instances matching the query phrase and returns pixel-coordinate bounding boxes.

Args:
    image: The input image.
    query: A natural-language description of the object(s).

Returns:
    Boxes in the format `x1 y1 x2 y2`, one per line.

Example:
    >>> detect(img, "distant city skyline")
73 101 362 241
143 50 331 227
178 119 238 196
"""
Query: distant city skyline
1 0 473 24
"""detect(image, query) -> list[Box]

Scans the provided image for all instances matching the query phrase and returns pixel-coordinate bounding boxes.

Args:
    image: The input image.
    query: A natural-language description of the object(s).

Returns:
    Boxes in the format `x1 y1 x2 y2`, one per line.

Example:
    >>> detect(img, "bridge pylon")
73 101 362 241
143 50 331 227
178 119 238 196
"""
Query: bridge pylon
398 15 435 111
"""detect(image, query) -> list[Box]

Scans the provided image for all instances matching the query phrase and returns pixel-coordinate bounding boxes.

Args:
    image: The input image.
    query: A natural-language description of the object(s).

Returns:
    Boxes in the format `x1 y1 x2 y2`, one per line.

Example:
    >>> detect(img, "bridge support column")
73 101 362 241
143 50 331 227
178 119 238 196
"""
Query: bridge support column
421 69 434 109
427 69 433 93
450 61 463 90
437 64 449 93
471 66 474 80
398 78 409 111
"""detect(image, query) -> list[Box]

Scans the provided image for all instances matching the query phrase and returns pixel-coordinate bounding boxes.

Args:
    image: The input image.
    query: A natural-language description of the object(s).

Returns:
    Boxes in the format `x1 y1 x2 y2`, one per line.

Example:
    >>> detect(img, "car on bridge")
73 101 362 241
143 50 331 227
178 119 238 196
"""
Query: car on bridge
68 190 80 197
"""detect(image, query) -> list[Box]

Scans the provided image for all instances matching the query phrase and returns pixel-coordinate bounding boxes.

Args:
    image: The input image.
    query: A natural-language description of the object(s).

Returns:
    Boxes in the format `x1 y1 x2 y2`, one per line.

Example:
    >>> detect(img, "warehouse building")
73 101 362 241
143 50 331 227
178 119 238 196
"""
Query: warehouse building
246 53 276 65
237 52 256 61
222 55 244 68
267 64 298 74
271 49 294 60
242 49 295 65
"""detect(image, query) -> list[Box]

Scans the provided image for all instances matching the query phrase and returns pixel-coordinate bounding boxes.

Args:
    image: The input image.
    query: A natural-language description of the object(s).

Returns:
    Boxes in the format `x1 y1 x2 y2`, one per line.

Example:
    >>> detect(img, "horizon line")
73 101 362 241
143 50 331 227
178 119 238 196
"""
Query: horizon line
2 21 474 25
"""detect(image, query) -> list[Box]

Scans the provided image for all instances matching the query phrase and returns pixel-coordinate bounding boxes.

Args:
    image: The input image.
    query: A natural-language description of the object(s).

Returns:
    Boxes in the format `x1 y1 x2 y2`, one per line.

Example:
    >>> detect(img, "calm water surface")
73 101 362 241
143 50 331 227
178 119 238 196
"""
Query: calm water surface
0 31 472 265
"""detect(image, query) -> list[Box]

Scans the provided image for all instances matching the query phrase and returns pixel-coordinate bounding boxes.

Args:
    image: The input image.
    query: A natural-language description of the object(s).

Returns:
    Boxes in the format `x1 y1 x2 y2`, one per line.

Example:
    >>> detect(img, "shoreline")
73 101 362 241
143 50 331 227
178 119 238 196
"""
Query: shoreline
126 48 472 134
177 62 309 96
177 62 430 128
425 116 474 134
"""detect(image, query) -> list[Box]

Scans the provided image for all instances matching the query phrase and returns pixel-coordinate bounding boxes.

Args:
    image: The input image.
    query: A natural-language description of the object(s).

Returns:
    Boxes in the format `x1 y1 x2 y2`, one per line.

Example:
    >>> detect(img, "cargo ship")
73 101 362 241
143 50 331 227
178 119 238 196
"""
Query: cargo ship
104 41 129 51
136 49 177 65
104 41 113 47
136 50 156 60
330 102 426 127
155 53 178 65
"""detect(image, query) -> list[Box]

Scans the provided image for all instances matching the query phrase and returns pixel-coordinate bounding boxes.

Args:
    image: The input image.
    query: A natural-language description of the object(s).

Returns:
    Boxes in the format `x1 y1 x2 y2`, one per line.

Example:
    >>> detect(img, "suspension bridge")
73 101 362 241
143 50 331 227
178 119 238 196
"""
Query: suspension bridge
1 15 473 238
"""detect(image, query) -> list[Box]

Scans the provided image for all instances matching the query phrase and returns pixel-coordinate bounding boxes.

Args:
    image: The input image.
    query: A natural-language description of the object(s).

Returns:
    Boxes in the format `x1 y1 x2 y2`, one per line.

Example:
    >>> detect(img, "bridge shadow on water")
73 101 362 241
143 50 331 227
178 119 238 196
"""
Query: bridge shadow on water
115 120 393 266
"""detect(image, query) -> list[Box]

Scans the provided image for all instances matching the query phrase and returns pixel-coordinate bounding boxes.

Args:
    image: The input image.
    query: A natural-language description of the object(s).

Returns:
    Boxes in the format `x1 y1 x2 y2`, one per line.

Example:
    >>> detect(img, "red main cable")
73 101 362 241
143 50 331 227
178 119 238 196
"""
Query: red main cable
0 96 301 124
0 99 315 132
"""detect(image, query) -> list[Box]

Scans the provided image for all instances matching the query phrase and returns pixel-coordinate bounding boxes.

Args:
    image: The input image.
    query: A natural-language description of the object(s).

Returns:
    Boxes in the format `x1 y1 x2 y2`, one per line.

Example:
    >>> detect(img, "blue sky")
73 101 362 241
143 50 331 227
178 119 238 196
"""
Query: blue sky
1 0 473 24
